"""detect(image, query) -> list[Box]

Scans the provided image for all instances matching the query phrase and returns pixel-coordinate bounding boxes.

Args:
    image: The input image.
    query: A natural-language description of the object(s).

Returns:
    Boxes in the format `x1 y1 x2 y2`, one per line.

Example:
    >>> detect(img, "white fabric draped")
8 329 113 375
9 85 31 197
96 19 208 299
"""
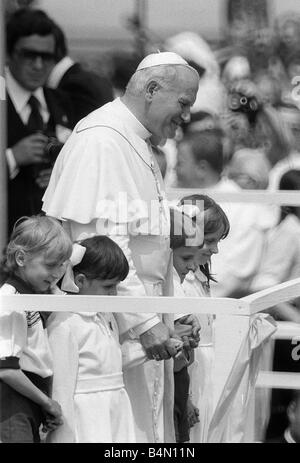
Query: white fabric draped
207 313 277 443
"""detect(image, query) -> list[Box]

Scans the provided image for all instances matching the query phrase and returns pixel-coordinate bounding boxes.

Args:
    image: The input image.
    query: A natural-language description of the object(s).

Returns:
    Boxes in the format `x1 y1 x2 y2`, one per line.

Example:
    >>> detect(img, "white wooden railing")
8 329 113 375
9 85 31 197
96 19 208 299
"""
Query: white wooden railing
2 277 300 442
167 188 300 206
256 320 300 390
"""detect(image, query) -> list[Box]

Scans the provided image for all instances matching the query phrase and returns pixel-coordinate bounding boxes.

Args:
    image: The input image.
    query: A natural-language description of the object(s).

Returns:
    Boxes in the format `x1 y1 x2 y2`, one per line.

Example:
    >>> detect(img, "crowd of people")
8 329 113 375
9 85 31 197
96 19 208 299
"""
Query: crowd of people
1 4 300 443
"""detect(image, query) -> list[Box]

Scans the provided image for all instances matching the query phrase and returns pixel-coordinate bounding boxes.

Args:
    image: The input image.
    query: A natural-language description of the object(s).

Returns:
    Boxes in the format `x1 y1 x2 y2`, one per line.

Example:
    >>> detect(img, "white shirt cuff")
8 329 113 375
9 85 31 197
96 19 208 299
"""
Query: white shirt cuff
132 315 161 337
6 148 19 179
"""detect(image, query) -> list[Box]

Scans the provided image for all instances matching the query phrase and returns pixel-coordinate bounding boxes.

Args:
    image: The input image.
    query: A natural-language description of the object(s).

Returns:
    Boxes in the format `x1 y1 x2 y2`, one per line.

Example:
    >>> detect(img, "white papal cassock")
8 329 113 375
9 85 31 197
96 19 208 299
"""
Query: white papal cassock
42 98 175 443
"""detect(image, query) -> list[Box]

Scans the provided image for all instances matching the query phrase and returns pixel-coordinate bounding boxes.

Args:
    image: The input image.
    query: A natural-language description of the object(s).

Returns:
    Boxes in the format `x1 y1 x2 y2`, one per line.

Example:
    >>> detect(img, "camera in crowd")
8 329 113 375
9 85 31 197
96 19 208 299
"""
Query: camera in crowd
28 132 64 185
228 91 261 125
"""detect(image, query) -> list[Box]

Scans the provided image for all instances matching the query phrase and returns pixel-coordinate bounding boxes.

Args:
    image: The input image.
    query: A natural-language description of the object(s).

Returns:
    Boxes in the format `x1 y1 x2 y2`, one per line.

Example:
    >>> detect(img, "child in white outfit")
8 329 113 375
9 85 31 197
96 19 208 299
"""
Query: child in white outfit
46 236 136 443
0 216 72 442
169 206 202 443
179 194 230 443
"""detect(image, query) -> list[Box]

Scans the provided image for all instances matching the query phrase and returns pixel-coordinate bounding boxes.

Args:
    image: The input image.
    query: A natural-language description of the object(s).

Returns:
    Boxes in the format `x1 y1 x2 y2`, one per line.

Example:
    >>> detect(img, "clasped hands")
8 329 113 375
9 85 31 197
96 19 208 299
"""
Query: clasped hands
12 133 52 188
140 315 200 361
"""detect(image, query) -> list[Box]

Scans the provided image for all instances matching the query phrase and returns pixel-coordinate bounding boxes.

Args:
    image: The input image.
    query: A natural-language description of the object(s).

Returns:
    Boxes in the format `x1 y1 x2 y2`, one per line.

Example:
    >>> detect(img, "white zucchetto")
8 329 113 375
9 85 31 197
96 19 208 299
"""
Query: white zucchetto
136 51 199 76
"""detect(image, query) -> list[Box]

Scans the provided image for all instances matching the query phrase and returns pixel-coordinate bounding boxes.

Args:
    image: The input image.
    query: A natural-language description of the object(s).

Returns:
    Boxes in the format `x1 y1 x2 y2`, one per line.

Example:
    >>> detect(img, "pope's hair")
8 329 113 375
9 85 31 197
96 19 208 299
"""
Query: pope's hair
126 65 180 96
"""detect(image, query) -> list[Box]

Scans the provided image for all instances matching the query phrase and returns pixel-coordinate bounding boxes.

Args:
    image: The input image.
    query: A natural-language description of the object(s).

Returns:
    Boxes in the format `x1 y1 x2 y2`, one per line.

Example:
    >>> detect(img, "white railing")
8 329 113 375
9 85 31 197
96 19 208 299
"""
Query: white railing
167 188 300 206
2 277 300 442
256 321 300 389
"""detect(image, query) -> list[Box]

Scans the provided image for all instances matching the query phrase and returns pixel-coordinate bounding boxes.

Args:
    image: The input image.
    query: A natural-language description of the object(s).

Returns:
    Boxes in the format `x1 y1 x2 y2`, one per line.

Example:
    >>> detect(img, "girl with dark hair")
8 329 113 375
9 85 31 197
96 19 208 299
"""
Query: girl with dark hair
169 206 202 444
179 194 230 287
46 235 136 443
177 194 230 443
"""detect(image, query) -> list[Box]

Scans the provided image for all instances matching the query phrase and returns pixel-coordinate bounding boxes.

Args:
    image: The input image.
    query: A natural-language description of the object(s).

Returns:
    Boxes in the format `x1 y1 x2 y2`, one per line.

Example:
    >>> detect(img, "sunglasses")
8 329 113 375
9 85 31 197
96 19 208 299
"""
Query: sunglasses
14 48 55 63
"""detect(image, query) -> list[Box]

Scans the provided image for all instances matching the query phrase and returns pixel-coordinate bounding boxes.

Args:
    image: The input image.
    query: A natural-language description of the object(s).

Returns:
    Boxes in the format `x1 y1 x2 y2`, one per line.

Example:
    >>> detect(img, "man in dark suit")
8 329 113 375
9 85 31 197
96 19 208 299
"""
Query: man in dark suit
6 8 73 232
47 23 114 124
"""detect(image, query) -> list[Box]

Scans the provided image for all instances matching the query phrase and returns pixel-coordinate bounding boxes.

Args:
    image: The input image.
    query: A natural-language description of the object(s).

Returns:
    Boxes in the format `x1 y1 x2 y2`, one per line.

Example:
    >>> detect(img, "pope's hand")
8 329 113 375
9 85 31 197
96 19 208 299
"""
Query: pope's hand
140 322 178 360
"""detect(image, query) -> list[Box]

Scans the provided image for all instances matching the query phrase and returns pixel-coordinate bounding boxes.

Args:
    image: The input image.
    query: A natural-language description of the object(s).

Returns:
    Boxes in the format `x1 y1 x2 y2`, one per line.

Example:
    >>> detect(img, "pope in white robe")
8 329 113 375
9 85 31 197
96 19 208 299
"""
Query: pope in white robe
42 52 200 443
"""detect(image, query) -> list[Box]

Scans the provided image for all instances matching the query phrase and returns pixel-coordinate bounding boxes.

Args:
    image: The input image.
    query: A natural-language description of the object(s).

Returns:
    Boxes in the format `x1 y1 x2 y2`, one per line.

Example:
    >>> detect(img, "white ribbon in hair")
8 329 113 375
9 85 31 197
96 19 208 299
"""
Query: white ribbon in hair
61 243 86 293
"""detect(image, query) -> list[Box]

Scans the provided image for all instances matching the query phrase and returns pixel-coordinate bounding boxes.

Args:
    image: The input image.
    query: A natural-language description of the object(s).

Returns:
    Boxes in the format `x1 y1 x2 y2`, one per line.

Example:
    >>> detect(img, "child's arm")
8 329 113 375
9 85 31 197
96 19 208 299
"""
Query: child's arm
0 368 62 421
0 307 62 426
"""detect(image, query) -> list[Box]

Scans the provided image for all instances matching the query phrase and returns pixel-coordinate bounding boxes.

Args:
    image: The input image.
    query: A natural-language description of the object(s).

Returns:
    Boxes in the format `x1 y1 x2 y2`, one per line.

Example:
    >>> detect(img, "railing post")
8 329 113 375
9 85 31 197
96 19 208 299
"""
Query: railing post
0 0 7 251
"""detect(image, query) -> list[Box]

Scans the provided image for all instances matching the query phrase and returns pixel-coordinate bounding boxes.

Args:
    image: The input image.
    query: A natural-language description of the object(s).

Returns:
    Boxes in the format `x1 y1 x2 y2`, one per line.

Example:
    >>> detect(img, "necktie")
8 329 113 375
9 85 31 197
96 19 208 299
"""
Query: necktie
26 95 46 188
27 95 44 133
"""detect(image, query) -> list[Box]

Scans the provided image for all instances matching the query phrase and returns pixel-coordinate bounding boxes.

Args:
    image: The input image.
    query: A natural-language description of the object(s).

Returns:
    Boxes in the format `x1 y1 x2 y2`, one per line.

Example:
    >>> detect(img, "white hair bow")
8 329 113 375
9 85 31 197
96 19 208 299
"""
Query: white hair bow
175 204 202 219
61 243 86 293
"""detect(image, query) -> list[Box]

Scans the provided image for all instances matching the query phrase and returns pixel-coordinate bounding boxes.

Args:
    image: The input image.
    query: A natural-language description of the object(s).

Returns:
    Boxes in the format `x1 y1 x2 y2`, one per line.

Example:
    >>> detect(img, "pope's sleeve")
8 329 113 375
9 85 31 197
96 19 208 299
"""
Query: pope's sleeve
46 316 79 443
43 127 150 224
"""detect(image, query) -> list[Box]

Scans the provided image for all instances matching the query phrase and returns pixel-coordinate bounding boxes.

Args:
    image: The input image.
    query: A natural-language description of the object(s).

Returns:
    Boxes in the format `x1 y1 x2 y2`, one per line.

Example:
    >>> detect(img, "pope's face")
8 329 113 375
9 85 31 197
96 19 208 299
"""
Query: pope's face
146 67 199 144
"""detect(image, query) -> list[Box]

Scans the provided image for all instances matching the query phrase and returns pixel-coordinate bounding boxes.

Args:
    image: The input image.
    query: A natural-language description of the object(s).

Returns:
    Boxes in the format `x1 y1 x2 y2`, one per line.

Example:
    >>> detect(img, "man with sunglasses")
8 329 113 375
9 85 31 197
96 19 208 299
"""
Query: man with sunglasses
5 8 73 232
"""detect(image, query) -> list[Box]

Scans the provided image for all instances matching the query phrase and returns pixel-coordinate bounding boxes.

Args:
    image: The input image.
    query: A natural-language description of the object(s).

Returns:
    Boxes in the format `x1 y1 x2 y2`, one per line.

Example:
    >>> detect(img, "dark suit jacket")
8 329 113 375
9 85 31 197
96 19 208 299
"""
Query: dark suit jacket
7 87 73 232
58 62 114 124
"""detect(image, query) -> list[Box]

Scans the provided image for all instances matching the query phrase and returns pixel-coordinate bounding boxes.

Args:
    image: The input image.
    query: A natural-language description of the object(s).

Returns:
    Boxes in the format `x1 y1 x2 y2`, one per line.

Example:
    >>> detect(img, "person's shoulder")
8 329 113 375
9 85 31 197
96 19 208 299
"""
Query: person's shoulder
269 215 300 249
281 214 300 233
74 99 124 136
44 86 71 106
46 311 76 331
63 62 96 80
216 177 240 193
64 63 111 87
0 284 25 318
43 86 74 127
59 63 114 115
